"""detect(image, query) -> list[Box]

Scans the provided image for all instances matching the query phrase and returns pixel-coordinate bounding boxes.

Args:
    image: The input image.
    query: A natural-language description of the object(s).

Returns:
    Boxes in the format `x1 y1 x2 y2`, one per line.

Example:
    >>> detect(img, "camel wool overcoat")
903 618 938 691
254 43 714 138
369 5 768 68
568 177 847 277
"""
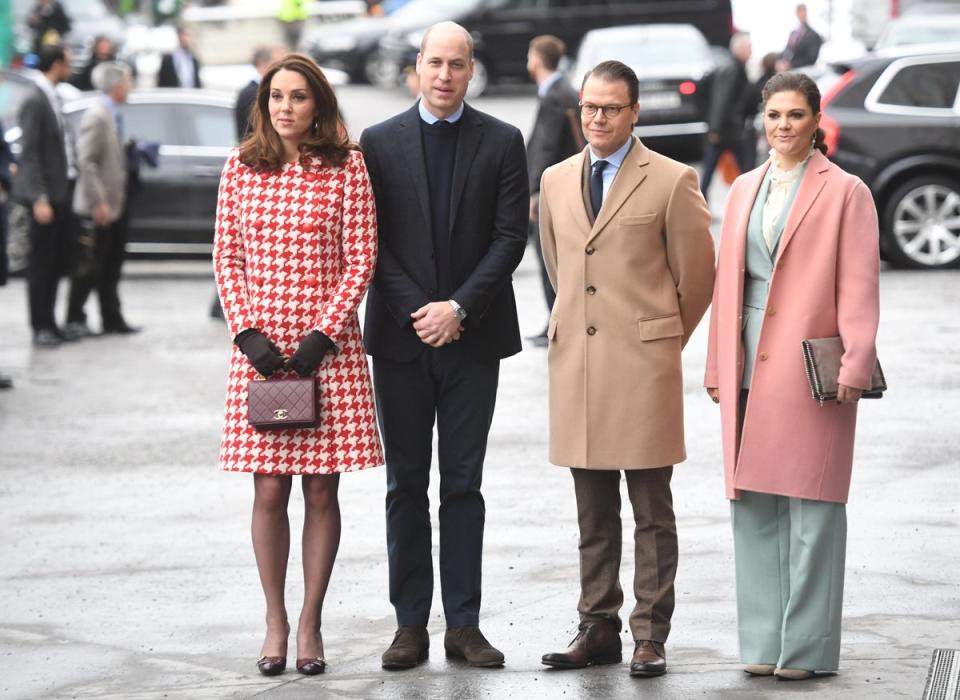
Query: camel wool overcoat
539 138 716 469
704 150 880 503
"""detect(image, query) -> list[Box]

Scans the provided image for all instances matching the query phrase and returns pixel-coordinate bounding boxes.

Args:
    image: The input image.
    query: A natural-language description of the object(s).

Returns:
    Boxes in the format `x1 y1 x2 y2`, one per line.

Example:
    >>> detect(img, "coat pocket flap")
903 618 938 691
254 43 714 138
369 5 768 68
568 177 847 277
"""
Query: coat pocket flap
638 314 684 341
620 213 657 226
547 317 558 340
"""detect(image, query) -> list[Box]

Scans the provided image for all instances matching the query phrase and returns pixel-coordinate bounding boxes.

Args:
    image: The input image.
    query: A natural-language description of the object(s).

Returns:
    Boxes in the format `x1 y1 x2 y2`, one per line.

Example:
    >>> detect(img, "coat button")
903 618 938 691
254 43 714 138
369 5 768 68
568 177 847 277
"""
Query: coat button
304 274 318 286
252 219 264 230
585 246 596 255
767 307 776 316
300 222 316 233
587 326 597 336
586 285 596 295
759 351 768 361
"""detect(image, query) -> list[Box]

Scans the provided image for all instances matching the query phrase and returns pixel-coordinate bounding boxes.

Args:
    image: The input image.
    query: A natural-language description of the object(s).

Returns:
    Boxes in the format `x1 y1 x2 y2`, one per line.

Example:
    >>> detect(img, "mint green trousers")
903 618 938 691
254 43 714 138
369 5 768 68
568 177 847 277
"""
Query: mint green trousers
730 490 847 671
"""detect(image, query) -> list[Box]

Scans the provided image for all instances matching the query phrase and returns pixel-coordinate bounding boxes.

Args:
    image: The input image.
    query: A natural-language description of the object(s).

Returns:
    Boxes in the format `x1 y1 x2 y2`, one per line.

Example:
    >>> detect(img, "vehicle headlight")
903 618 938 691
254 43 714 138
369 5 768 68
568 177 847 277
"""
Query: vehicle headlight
317 35 357 52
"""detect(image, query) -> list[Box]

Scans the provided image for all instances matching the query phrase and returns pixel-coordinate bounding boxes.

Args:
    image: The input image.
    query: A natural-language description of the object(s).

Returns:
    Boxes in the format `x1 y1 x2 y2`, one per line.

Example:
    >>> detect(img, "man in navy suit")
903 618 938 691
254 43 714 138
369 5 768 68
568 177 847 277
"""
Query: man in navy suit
360 21 528 671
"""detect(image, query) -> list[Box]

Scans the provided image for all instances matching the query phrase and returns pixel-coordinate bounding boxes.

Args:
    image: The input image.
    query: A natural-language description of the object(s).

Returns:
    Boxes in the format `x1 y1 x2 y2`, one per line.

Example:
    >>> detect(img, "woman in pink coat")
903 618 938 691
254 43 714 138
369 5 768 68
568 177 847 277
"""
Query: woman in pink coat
213 54 382 676
704 72 880 680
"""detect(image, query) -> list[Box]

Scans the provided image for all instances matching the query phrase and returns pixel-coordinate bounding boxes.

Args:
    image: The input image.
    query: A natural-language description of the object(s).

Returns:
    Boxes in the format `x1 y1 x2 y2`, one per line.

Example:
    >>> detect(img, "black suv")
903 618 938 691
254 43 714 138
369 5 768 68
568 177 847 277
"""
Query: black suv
818 46 960 269
306 0 732 95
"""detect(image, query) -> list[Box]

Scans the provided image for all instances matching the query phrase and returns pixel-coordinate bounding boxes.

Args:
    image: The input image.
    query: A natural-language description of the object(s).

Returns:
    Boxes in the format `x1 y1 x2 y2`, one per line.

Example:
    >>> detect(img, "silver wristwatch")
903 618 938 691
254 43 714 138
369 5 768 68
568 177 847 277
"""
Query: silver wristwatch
448 299 467 321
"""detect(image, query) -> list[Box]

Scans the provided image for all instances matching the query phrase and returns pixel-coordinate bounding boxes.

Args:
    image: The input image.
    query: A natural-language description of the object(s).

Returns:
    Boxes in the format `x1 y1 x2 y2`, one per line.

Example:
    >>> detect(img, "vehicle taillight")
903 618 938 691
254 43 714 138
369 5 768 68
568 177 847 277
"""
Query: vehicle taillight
819 69 857 157
679 81 696 96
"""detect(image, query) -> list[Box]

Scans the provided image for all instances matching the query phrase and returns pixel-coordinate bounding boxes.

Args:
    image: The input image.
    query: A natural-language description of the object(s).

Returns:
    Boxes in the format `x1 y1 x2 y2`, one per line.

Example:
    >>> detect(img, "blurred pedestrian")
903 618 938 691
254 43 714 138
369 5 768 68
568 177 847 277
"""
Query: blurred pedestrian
71 35 116 92
704 71 880 680
779 4 822 70
27 0 71 53
235 46 286 140
700 32 752 198
525 34 580 347
359 21 527 671
538 60 715 679
0 116 15 388
15 45 78 347
740 52 779 171
276 0 308 51
65 61 140 337
213 53 382 677
157 26 201 89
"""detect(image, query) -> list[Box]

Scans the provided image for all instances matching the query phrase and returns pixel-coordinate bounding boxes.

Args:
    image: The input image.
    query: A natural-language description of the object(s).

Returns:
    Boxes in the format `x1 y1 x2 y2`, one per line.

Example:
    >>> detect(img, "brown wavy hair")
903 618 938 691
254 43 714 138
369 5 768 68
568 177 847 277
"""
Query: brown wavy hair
761 71 828 155
238 53 353 170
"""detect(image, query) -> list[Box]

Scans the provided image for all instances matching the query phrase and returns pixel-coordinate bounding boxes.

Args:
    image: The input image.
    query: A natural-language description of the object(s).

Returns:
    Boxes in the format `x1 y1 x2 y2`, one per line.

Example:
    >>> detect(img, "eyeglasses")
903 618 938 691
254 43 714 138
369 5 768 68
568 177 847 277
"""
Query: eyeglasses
579 102 632 118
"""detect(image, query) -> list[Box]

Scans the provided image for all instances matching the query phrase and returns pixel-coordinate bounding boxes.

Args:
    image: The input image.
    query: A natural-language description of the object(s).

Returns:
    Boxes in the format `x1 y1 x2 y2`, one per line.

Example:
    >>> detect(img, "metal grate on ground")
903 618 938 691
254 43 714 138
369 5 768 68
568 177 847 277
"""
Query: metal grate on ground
923 649 960 700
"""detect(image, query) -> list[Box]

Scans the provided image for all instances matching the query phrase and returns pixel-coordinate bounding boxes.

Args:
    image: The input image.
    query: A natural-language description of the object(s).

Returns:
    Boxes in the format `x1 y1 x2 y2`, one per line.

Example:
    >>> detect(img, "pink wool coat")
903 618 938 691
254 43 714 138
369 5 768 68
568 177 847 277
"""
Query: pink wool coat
704 150 880 503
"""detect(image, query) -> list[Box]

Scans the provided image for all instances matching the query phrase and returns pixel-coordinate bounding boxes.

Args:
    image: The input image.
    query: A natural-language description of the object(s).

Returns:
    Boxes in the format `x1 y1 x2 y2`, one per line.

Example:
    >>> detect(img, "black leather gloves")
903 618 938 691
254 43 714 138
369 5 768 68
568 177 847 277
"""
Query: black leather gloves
235 329 285 377
287 331 335 377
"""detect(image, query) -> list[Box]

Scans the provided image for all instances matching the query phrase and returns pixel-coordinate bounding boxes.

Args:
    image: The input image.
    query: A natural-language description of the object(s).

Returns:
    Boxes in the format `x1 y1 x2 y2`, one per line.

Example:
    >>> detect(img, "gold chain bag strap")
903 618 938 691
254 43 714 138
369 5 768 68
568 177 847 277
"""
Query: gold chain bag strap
247 367 318 431
801 336 887 406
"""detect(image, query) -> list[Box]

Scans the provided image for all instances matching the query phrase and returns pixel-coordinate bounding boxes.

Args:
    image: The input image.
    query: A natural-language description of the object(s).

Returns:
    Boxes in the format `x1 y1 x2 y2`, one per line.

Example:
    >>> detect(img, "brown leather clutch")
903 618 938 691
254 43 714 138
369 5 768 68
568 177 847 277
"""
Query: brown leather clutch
247 375 318 431
801 336 887 406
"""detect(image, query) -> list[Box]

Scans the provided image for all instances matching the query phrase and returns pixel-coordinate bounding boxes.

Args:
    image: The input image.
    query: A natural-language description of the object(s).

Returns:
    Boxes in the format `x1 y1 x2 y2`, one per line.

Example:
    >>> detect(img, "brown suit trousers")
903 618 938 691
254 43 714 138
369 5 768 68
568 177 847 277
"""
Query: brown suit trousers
571 466 677 643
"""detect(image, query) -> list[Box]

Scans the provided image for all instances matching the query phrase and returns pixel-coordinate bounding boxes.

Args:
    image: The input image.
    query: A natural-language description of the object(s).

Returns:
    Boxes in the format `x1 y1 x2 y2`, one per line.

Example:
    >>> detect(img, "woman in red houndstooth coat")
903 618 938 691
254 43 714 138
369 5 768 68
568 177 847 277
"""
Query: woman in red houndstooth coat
213 53 382 677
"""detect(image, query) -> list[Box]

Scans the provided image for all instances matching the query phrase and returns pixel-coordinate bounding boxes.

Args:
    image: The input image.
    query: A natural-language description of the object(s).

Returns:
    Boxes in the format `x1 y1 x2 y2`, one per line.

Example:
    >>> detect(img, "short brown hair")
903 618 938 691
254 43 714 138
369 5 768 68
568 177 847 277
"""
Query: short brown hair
581 60 639 105
239 53 353 171
529 35 565 72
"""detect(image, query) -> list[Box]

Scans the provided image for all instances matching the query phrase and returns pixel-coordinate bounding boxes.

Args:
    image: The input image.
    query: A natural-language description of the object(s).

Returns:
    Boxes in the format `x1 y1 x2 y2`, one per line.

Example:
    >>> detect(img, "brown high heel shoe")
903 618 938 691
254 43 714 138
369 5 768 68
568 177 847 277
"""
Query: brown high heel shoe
296 657 326 675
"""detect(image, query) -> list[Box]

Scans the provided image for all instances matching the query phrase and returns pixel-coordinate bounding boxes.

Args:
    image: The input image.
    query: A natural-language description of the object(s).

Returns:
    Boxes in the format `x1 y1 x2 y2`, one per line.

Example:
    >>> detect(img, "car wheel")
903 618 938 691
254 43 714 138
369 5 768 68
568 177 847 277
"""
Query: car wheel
882 175 960 269
365 49 399 88
465 57 488 99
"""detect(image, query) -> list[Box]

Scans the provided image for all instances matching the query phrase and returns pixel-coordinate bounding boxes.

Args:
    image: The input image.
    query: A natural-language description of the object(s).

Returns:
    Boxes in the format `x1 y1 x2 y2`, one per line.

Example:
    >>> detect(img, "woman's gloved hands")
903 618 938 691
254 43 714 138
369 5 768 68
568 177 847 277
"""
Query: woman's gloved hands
287 331 335 377
235 329 286 377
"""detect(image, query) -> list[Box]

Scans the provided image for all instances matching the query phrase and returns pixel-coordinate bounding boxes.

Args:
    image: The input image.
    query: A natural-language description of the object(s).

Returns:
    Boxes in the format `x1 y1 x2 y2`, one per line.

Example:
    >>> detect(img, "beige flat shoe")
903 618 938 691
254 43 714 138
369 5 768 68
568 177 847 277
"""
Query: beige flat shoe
744 663 776 675
774 667 814 680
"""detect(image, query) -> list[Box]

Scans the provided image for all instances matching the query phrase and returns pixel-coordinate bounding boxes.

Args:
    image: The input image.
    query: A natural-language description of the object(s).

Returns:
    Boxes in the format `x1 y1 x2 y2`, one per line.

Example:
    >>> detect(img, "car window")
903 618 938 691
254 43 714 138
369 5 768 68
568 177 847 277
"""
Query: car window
122 103 178 145
181 104 234 148
877 61 960 109
0 76 36 126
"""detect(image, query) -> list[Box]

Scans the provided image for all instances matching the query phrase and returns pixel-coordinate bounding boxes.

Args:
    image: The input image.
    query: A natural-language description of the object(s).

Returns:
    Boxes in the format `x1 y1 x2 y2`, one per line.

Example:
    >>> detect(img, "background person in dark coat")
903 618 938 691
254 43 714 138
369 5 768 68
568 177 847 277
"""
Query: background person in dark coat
0 117 15 388
779 3 823 70
699 32 752 198
235 46 287 140
27 0 71 52
525 34 581 346
360 21 528 671
15 45 77 347
157 26 201 88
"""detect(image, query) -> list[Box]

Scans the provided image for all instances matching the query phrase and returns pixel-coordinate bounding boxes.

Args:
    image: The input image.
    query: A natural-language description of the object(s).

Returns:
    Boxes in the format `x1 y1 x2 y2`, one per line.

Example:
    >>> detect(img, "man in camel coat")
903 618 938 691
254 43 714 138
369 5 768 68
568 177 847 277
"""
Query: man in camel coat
538 60 715 678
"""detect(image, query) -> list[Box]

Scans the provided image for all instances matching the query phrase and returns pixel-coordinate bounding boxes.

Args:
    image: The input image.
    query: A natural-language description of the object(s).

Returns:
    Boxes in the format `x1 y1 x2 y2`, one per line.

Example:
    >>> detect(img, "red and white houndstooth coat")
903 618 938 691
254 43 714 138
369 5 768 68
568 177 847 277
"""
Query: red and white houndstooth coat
213 149 383 475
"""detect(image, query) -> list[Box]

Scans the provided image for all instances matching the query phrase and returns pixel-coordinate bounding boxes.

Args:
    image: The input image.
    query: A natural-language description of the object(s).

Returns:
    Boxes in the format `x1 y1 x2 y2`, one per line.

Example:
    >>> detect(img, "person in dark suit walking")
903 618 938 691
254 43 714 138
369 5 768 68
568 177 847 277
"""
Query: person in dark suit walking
15 45 77 347
157 26 201 89
235 46 287 140
779 4 822 70
0 117 15 388
525 34 580 346
359 21 528 671
700 32 752 199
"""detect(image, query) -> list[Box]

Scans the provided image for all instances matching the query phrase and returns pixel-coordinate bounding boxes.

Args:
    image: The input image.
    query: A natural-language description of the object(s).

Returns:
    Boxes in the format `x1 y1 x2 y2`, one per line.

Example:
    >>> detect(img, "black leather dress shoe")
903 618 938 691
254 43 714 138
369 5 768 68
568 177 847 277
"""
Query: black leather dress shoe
102 322 142 335
542 620 622 669
630 640 667 677
256 655 286 676
33 329 62 347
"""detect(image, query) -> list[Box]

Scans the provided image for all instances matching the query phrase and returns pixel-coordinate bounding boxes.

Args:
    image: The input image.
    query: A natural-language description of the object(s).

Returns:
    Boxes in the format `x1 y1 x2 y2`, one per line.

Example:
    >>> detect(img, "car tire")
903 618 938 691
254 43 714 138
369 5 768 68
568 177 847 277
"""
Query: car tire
882 175 960 269
465 56 489 99
365 49 399 88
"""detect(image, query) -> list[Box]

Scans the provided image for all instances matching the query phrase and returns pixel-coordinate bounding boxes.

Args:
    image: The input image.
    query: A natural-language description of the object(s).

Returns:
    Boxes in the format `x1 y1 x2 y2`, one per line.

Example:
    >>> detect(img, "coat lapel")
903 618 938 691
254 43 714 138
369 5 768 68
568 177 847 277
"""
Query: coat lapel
563 148 593 237
449 103 483 237
735 162 770 272
398 104 433 240
587 137 648 244
775 150 829 263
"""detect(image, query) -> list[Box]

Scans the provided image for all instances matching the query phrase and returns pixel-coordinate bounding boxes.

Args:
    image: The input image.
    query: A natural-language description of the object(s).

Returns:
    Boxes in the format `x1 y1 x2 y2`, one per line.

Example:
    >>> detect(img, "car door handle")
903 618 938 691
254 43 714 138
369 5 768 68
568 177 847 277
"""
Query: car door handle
191 165 223 177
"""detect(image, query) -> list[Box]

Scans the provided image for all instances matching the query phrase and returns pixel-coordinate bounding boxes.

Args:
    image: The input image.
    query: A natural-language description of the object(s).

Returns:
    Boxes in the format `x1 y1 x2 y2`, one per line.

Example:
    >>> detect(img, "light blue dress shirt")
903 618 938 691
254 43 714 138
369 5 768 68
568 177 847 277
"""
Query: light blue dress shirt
589 137 632 204
418 99 464 124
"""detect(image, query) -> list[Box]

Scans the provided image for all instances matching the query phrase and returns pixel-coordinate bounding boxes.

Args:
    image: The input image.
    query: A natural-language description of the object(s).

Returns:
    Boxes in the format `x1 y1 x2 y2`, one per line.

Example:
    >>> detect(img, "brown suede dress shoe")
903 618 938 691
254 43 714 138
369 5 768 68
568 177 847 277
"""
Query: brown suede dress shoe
444 626 505 667
630 640 667 677
541 620 622 669
382 625 429 670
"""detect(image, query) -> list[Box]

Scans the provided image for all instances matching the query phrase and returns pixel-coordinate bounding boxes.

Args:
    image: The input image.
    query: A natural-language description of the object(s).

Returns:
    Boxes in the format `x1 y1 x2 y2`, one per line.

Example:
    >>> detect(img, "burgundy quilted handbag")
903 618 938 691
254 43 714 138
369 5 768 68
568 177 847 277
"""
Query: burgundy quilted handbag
247 376 318 431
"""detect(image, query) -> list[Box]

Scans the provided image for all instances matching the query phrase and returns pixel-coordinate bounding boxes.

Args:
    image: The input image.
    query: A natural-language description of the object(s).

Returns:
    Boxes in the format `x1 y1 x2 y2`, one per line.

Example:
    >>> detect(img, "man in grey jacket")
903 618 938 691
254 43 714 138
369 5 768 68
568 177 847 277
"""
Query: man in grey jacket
65 61 139 335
